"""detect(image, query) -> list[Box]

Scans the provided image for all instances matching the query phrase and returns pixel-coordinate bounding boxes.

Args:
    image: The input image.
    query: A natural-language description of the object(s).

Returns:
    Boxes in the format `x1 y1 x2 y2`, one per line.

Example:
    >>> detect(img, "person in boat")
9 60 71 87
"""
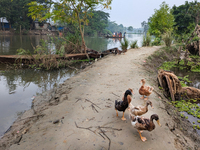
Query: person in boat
113 32 115 37
119 32 122 37
123 32 126 37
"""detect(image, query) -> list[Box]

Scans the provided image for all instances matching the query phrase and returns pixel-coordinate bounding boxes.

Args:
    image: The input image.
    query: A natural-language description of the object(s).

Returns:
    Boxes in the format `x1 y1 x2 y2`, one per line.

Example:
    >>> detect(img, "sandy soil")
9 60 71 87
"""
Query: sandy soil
1 46 199 150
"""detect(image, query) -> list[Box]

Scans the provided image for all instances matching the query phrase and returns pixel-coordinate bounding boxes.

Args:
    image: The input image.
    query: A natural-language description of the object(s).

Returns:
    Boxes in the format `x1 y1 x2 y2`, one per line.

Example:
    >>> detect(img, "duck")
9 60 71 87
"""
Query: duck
139 79 154 100
128 100 153 116
115 88 133 120
130 114 161 142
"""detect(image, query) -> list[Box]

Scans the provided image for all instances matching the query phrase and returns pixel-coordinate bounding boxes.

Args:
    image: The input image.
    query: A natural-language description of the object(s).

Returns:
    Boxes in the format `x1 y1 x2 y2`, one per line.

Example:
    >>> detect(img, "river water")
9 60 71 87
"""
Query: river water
0 34 143 138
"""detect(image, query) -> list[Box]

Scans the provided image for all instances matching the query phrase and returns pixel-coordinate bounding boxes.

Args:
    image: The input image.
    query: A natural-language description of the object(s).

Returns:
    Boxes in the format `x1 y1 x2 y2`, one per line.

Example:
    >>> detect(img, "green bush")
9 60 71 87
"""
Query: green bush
162 31 173 47
130 40 138 48
151 37 161 46
142 33 151 46
121 38 129 50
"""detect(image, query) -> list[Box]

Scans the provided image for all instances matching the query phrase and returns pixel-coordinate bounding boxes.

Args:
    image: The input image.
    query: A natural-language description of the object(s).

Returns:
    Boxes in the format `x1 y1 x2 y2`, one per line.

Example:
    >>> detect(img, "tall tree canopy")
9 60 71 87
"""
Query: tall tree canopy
28 0 112 53
148 2 174 37
106 20 125 33
172 1 198 35
0 0 48 30
84 10 110 36
127 26 133 31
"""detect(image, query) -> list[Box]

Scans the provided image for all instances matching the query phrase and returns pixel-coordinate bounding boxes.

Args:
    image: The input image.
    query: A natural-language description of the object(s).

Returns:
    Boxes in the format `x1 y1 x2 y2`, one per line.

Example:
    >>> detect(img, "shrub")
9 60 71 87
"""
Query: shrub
151 37 161 46
142 33 151 46
121 38 129 50
162 31 173 47
130 40 138 48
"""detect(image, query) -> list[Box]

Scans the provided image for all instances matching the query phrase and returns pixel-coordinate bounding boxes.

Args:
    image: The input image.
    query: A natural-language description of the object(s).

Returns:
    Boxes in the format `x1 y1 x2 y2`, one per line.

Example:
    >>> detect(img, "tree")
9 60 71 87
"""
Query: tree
106 20 125 33
0 0 48 30
28 0 112 54
188 0 200 25
141 21 149 33
148 2 174 37
127 26 133 31
172 1 197 35
84 10 110 36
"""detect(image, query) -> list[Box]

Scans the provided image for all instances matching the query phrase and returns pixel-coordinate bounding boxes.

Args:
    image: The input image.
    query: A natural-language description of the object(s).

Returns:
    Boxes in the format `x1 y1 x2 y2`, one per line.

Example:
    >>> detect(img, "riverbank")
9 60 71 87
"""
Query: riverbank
0 46 199 150
0 30 57 35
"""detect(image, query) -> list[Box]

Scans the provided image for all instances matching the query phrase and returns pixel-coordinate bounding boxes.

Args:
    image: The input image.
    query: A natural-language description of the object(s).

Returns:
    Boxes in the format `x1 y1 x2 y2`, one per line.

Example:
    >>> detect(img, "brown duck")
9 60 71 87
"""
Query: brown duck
130 114 161 142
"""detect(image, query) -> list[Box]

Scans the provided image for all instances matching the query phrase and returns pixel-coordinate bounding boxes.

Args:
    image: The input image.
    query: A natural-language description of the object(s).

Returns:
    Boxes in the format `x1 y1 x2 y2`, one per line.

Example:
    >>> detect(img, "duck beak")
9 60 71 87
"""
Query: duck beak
157 120 161 126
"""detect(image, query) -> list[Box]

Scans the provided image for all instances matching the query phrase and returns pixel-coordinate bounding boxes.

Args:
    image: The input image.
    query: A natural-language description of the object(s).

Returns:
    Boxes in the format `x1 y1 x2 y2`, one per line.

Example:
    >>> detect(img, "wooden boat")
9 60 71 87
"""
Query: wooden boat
105 35 125 38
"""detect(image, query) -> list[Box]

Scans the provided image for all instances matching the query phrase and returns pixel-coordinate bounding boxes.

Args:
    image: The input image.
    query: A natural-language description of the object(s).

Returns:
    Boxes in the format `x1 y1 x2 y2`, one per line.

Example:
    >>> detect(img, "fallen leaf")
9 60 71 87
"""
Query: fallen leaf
63 140 67 143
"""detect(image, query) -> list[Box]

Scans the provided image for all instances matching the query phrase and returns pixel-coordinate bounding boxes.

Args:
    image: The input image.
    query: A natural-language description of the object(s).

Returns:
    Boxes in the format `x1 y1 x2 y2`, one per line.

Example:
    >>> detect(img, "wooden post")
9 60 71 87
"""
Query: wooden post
20 25 21 34
199 40 200 56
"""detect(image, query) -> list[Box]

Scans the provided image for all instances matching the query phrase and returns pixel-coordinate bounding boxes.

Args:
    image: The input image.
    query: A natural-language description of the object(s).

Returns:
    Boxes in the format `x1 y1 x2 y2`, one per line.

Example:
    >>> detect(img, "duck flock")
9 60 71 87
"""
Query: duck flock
115 79 161 142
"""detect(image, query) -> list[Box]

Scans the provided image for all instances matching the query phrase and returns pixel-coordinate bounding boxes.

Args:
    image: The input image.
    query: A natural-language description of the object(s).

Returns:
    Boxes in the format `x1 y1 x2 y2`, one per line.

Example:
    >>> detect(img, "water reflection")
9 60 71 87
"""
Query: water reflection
84 34 143 51
0 64 79 137
172 68 200 135
0 34 144 55
172 68 200 88
0 35 50 55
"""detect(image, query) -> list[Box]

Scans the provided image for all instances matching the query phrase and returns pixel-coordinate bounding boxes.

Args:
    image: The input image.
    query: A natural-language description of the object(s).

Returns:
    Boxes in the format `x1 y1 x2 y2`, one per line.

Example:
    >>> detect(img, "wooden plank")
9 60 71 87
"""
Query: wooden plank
0 53 101 64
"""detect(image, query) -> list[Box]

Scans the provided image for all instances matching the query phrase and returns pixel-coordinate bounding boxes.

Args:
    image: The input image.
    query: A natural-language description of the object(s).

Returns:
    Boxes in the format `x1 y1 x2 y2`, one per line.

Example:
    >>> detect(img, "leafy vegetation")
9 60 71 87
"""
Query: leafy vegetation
142 32 151 46
0 0 49 30
171 99 200 130
106 20 126 33
130 40 138 49
28 0 112 53
151 37 161 46
148 2 175 38
16 39 77 70
120 38 129 51
84 10 110 36
162 31 173 47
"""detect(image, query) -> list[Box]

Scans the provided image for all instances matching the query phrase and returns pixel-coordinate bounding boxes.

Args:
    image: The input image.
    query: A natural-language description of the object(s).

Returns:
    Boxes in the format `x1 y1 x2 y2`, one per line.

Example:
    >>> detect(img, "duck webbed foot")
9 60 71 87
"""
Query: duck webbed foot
140 95 144 99
121 112 126 120
144 97 148 100
115 109 118 117
138 130 147 142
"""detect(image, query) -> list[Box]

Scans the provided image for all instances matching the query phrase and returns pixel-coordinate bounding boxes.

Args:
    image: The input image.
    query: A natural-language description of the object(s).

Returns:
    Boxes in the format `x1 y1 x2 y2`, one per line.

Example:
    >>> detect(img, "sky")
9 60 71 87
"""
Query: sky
103 0 196 28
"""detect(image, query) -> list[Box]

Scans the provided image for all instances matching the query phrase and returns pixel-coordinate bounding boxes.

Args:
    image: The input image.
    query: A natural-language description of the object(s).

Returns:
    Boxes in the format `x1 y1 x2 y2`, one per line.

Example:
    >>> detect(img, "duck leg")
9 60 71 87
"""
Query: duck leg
144 96 148 100
115 109 118 117
121 112 126 120
140 95 144 99
137 130 147 142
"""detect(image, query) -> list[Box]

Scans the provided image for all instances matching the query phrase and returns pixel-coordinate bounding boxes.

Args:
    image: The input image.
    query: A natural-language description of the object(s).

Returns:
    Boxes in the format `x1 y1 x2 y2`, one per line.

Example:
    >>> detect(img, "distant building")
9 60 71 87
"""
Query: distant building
0 18 12 30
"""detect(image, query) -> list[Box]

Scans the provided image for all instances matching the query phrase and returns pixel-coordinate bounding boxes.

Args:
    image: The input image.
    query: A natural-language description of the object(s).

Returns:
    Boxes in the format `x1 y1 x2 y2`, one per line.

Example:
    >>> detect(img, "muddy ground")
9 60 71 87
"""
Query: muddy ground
0 46 200 150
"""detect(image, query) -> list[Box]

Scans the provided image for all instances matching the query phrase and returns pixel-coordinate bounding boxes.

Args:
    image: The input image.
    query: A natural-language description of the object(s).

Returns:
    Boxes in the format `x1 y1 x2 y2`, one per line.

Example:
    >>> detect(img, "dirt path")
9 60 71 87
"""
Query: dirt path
1 46 199 150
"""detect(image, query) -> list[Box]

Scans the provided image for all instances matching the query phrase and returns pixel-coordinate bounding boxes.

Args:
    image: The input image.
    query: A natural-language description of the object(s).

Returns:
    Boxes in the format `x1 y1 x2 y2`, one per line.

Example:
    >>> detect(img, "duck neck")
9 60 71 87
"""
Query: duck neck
145 103 149 112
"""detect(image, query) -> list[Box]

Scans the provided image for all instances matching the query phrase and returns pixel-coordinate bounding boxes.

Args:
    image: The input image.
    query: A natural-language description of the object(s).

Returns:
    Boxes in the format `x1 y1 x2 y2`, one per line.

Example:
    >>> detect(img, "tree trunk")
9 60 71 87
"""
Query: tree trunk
0 18 1 30
77 12 90 60
9 20 11 30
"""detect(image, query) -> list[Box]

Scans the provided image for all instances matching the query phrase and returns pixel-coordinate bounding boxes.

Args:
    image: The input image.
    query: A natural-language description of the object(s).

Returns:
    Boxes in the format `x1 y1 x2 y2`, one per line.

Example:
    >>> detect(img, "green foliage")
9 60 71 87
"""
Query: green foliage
162 31 173 47
142 33 151 46
130 40 138 49
0 0 46 30
16 38 74 70
84 10 110 36
178 75 191 87
172 99 200 121
192 36 200 42
148 2 174 38
127 26 133 31
159 61 176 70
151 37 161 46
172 1 197 35
120 38 129 51
28 0 112 53
106 20 125 33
